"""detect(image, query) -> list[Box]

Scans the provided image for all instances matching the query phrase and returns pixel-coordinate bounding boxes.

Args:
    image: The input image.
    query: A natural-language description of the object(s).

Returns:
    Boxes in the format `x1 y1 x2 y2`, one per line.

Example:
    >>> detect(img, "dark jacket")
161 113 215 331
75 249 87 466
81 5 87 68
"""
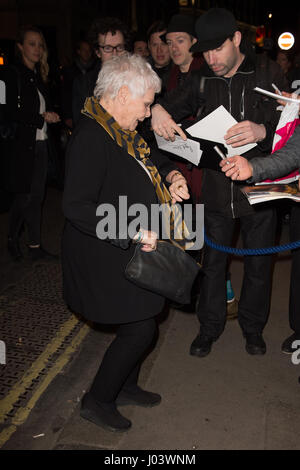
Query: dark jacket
1 62 51 193
159 54 288 217
62 114 176 324
60 58 96 121
72 60 101 125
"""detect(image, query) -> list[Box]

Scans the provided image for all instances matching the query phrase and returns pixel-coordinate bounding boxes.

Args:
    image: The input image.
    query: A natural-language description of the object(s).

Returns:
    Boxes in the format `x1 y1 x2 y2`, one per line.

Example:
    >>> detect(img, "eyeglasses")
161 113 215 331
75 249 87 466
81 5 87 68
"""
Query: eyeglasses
97 44 125 53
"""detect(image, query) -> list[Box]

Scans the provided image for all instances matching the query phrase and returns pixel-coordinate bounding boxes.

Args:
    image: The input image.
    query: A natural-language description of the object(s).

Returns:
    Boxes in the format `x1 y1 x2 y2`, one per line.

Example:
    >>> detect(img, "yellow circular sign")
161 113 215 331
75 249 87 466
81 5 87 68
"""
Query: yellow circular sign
278 32 295 50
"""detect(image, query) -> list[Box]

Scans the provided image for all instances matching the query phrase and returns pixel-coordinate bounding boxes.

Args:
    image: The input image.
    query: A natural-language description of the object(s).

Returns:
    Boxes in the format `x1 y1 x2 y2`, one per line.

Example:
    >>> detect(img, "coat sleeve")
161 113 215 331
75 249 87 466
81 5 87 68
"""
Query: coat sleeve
256 61 289 153
62 124 132 249
4 67 44 129
250 126 300 182
158 71 204 123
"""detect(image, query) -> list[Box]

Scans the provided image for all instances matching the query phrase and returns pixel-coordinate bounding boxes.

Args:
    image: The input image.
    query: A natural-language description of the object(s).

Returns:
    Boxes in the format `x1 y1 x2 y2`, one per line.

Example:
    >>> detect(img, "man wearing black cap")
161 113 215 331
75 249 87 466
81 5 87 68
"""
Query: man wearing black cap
162 14 198 75
151 8 287 357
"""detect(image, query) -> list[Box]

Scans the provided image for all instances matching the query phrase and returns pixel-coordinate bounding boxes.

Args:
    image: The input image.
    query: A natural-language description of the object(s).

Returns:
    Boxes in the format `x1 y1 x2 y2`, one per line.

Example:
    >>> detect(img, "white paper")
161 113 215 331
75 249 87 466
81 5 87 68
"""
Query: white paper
0 80 5 104
254 87 300 103
155 133 202 166
186 105 257 157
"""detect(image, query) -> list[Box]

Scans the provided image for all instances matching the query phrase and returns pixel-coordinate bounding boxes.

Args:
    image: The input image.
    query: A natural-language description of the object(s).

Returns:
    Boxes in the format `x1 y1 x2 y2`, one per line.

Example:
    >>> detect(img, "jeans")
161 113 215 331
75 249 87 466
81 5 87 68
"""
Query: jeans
197 207 277 339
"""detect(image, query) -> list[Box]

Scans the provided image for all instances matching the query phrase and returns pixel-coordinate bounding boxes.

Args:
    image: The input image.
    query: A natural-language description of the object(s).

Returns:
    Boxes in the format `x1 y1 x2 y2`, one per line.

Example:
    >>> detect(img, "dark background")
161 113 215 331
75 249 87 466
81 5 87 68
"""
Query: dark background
0 0 300 67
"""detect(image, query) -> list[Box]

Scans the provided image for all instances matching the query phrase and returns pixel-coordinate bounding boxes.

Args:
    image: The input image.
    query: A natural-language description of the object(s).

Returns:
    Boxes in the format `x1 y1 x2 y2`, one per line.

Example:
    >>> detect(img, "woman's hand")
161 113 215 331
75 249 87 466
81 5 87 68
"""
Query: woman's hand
220 155 253 181
133 229 158 252
43 112 61 124
166 171 190 204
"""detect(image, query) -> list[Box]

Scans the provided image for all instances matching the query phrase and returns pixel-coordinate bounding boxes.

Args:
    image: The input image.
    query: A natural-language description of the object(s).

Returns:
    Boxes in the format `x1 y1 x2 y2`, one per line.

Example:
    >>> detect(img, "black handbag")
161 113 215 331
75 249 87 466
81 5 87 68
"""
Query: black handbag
125 240 201 304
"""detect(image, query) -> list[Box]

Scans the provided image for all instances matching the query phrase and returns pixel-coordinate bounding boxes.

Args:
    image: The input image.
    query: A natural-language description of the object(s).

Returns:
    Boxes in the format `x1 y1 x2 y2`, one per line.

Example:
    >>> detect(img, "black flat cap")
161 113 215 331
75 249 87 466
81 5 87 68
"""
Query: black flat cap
161 14 196 43
190 8 238 53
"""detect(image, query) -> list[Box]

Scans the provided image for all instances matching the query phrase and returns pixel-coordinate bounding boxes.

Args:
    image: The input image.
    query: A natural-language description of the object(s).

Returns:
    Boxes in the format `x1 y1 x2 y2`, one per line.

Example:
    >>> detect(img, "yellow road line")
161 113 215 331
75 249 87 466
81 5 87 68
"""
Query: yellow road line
0 317 90 448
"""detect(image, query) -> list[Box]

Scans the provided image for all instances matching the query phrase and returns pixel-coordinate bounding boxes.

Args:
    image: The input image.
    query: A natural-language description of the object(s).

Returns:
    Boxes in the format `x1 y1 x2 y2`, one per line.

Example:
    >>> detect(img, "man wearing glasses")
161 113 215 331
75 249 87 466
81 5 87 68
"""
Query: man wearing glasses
72 17 130 125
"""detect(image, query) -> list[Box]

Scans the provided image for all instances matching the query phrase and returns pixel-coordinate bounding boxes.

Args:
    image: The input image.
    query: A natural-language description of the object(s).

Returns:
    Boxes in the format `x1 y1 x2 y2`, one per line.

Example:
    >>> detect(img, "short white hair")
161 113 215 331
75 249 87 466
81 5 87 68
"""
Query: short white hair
94 53 161 100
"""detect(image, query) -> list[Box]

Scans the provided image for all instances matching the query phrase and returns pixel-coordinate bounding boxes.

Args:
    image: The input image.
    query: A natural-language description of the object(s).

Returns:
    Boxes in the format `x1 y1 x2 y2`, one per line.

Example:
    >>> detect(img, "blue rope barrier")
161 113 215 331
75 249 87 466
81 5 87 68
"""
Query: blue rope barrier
204 231 300 256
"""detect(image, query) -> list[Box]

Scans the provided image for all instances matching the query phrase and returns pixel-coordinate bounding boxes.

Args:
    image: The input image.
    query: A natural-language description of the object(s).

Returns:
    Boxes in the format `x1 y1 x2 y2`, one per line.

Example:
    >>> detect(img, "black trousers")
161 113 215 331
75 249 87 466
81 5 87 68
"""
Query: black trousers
9 141 48 246
289 204 300 334
89 317 157 404
197 207 277 339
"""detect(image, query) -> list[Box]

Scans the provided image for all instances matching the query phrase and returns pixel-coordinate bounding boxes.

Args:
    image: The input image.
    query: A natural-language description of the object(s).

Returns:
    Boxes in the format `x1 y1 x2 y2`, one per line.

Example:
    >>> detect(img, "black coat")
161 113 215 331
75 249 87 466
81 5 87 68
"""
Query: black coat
1 62 51 193
62 114 177 324
60 59 96 120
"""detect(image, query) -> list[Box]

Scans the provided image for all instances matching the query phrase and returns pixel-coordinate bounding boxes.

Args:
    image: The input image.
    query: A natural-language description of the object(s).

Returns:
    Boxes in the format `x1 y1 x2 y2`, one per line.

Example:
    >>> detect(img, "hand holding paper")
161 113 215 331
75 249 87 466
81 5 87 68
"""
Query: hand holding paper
224 121 266 147
186 106 257 157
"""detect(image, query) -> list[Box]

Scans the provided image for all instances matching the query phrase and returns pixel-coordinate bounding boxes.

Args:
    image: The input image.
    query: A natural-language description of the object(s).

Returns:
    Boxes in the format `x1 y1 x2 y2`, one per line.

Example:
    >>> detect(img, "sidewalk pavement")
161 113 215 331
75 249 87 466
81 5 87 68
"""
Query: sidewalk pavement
1 188 299 450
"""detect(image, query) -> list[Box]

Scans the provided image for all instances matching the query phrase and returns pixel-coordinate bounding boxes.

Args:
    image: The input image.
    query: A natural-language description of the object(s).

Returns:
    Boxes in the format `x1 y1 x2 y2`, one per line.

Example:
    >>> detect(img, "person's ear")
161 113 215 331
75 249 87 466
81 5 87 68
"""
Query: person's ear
191 37 197 46
117 85 130 105
233 31 242 48
95 48 102 60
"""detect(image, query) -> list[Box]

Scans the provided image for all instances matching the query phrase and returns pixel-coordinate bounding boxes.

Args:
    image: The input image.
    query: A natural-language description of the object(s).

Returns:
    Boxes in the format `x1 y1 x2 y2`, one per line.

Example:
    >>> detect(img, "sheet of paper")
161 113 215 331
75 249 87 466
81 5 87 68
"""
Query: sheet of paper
254 87 300 104
186 105 257 157
155 133 202 166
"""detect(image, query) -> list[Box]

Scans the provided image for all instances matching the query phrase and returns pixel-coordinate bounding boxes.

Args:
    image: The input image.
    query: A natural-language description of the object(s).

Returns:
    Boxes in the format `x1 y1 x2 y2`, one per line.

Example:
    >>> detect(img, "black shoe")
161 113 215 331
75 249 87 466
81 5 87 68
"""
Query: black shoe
116 387 161 407
28 246 58 262
80 393 131 432
7 238 23 262
190 333 214 357
281 333 300 354
245 333 266 355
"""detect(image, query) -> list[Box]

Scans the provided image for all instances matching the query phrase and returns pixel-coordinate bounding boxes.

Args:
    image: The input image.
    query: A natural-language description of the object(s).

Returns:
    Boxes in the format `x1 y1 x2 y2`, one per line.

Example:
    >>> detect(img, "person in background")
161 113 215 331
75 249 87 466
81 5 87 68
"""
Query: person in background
136 21 172 143
147 20 172 90
60 40 95 129
72 17 130 125
133 33 149 58
162 14 203 89
62 54 189 432
2 25 60 262
276 50 299 89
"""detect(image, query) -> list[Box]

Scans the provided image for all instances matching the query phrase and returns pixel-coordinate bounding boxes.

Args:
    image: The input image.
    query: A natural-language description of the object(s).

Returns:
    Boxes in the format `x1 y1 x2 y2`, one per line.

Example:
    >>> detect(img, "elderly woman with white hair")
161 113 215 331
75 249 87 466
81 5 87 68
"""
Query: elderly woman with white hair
62 54 189 432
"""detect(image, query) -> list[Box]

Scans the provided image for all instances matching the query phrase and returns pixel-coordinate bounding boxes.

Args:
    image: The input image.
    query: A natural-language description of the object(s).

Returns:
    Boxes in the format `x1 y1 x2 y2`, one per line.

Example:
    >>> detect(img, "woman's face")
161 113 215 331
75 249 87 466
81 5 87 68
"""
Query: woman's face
18 31 44 68
120 87 155 131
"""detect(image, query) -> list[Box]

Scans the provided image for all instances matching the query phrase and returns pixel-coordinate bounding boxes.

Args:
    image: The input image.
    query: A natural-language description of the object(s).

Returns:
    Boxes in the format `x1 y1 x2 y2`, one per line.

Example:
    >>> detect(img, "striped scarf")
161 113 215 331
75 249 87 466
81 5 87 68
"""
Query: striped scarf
82 97 193 249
